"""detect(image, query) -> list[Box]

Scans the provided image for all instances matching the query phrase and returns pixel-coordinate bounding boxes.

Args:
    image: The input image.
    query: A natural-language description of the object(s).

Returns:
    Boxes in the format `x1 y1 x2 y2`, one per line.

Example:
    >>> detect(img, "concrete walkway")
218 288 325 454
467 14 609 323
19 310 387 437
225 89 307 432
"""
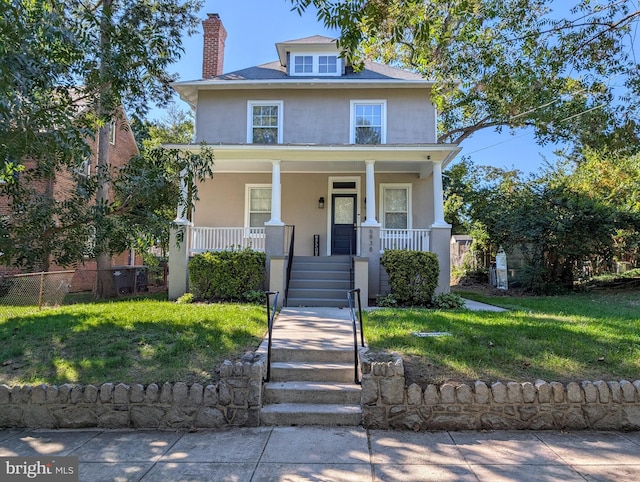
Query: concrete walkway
1 426 639 481
462 299 508 312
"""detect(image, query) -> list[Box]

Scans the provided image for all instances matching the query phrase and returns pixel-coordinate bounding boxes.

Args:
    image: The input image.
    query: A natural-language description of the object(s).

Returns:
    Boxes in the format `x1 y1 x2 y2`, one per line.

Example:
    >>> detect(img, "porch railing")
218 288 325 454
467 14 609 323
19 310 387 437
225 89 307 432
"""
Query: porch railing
190 227 266 255
380 228 431 252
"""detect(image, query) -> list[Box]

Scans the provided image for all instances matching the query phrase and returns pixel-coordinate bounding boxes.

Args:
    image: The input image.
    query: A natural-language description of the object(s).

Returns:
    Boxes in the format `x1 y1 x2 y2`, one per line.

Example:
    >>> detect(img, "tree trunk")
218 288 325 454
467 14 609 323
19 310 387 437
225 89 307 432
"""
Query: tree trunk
94 0 117 299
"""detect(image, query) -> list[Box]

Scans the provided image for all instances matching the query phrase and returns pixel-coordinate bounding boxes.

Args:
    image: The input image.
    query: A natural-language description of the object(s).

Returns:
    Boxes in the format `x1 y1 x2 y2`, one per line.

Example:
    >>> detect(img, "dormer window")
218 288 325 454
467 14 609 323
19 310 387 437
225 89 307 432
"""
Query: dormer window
290 54 341 76
319 55 337 74
294 55 313 74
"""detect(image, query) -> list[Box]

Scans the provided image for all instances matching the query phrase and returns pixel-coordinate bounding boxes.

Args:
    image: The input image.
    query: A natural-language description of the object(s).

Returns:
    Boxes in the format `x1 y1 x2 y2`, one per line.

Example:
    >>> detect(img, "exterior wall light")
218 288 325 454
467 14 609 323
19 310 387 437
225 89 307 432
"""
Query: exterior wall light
318 197 325 209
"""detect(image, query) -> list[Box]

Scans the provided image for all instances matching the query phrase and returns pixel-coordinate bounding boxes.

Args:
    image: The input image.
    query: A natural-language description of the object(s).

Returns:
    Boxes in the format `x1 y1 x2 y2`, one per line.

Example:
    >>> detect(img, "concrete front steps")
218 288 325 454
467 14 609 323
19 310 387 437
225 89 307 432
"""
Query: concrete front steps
285 256 351 307
260 309 362 426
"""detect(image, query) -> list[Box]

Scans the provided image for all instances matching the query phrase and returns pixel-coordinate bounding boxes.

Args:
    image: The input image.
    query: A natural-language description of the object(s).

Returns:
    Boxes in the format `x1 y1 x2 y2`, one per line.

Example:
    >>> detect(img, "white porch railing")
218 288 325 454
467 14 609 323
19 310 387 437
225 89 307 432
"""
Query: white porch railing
190 227 266 255
380 229 431 252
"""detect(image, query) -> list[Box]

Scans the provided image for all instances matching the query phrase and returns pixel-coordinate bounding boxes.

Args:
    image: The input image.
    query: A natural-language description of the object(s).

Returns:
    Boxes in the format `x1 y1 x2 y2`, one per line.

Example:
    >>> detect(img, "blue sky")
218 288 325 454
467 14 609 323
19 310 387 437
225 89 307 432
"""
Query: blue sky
164 0 563 174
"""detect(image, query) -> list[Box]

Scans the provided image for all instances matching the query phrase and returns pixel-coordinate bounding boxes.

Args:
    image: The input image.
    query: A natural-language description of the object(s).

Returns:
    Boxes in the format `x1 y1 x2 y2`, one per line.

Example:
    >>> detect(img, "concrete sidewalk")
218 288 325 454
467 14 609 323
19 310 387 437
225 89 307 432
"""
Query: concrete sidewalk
2 426 639 481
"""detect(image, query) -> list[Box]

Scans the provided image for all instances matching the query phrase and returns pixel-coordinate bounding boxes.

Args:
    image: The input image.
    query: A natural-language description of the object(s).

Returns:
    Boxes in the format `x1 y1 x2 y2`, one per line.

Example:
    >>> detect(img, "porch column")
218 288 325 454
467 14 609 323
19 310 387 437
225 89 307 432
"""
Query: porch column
168 219 191 300
168 169 191 300
432 161 448 227
265 160 284 226
430 161 452 294
362 160 380 227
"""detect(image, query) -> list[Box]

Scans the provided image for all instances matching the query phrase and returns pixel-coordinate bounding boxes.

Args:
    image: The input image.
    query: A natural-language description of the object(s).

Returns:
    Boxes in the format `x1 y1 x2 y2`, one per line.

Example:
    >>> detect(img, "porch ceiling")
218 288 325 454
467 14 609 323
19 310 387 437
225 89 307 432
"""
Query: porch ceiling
163 143 461 175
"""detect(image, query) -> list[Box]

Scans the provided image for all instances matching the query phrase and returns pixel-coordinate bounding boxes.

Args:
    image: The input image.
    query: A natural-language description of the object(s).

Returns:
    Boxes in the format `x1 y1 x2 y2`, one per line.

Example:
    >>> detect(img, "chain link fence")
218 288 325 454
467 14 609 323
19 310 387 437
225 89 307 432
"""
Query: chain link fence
0 271 75 319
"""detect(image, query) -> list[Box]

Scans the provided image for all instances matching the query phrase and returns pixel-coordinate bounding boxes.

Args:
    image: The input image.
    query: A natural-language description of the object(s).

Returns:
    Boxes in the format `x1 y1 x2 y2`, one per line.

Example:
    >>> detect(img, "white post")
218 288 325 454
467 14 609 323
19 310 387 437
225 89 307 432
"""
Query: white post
266 160 284 226
362 160 380 227
432 161 448 227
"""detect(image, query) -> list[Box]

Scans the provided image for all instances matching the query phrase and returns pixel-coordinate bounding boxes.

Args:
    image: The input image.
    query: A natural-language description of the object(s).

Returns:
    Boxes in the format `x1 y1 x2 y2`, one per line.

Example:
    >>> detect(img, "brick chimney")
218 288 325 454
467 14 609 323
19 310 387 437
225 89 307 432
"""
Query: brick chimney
202 13 227 78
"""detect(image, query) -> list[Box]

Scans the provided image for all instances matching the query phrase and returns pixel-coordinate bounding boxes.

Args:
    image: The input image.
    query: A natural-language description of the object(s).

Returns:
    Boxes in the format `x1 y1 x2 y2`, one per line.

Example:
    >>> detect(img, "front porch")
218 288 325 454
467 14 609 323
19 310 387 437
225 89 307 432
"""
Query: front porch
166 143 460 304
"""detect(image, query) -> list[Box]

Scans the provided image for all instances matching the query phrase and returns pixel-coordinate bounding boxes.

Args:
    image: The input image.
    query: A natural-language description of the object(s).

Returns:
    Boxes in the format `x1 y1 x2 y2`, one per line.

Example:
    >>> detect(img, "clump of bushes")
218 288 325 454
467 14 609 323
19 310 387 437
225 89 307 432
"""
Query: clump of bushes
431 292 465 309
381 250 439 307
189 249 266 302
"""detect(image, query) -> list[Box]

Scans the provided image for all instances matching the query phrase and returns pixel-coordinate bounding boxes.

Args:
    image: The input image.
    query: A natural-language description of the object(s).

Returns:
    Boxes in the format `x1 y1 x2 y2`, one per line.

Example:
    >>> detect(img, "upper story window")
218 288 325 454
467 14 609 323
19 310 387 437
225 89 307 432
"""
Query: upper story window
350 100 387 144
290 54 341 76
247 101 283 144
294 55 313 74
318 55 338 74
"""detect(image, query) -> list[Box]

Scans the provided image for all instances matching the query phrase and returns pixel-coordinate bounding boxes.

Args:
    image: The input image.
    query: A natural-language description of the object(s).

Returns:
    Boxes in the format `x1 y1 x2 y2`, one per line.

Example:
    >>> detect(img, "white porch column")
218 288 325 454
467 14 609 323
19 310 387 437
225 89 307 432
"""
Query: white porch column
432 161 449 227
265 160 284 226
362 160 380 227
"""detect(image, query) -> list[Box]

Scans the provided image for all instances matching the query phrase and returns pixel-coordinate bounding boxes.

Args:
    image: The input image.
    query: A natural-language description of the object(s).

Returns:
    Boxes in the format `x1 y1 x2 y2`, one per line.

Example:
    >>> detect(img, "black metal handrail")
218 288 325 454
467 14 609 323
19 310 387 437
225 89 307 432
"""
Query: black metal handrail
264 290 279 382
349 238 355 290
347 288 364 385
284 225 295 307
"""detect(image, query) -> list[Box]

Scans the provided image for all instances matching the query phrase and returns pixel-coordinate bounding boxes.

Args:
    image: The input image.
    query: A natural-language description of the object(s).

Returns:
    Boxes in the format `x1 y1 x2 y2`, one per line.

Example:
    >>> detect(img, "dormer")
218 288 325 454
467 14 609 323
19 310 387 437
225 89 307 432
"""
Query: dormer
275 36 345 77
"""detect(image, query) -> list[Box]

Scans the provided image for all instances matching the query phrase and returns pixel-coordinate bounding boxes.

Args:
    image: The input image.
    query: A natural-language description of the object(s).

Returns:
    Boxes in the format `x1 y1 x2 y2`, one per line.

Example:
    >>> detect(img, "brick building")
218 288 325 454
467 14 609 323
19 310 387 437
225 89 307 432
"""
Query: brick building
0 112 141 292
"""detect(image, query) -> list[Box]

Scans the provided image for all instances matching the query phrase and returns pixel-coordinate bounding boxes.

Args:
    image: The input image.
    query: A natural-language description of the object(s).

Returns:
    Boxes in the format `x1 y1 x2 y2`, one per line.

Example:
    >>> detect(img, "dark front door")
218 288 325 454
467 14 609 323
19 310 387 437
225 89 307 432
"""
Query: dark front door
331 194 357 255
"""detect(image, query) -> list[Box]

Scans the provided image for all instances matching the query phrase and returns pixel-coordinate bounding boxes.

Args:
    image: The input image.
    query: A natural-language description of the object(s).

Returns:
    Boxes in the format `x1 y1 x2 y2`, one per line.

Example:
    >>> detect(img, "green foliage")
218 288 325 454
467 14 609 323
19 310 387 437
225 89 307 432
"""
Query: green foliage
0 298 265 385
366 289 640 383
381 250 439 306
443 154 638 293
241 290 266 305
431 293 465 310
0 0 206 295
175 293 194 304
189 250 267 301
376 293 398 308
291 0 640 152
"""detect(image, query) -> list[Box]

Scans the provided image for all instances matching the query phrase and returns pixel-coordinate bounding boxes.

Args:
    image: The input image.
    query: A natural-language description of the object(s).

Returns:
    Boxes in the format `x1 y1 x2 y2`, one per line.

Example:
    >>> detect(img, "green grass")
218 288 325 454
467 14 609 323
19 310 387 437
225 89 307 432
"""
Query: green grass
366 289 640 385
0 296 266 386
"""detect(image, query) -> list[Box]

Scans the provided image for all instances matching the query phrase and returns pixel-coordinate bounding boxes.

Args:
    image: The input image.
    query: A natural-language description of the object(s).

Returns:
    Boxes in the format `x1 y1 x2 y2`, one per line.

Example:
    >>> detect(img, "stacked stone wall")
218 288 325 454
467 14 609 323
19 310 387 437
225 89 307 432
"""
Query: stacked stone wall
360 351 640 431
0 358 264 429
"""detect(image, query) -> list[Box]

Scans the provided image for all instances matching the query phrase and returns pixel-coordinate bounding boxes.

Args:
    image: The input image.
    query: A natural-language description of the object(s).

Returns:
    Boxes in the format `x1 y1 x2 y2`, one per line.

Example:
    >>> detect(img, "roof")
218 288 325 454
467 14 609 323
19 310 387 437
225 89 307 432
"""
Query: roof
172 34 434 107
212 60 425 82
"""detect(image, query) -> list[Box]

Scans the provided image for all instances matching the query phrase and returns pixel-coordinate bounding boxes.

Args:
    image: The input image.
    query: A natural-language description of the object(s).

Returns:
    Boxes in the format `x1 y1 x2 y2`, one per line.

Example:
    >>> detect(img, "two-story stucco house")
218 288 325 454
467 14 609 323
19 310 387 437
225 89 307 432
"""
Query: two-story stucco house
167 14 460 307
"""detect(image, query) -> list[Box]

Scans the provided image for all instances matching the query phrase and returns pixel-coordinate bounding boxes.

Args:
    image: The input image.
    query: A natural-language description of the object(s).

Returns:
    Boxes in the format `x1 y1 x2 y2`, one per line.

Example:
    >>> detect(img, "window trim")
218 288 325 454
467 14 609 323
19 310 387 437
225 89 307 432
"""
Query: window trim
245 184 272 228
349 100 387 144
379 183 412 230
109 120 116 145
247 100 283 144
290 53 342 76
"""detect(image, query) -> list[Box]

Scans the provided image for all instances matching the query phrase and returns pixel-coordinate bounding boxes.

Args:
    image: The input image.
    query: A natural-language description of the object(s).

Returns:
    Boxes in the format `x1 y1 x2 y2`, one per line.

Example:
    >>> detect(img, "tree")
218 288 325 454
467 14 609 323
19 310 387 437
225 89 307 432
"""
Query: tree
290 0 639 153
0 1 212 298
67 0 203 297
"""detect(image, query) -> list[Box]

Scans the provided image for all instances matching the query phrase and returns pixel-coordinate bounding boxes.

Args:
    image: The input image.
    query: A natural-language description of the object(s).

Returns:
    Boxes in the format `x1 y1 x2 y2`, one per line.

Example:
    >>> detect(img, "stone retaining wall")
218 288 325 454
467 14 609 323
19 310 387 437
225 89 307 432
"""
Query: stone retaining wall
0 357 265 429
360 351 640 431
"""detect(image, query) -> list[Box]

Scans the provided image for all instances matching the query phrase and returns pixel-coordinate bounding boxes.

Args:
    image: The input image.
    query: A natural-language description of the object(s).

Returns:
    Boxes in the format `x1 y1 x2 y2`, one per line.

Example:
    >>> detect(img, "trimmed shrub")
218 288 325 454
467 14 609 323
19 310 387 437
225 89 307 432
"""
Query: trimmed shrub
381 250 439 306
189 249 266 301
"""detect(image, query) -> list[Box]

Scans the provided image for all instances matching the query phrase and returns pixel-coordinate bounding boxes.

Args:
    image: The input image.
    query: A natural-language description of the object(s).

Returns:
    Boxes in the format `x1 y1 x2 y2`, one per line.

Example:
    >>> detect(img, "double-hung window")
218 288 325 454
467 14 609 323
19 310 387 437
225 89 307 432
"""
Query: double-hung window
350 100 386 144
380 184 411 229
246 185 272 228
248 101 283 144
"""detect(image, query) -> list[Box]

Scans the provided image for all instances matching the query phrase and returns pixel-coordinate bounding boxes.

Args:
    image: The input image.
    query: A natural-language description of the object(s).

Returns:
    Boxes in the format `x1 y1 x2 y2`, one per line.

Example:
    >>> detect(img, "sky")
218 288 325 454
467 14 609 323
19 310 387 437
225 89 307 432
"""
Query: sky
161 0 564 174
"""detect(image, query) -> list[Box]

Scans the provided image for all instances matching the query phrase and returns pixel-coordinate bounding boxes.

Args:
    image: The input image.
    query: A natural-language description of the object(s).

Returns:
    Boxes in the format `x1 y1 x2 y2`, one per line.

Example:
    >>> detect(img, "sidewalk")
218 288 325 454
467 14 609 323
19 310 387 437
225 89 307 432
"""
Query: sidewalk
1 426 639 481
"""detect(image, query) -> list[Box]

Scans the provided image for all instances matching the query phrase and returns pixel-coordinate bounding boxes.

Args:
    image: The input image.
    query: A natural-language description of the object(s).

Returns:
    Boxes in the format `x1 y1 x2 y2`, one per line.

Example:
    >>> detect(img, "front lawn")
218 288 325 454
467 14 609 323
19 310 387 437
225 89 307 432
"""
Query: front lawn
366 289 640 386
0 296 266 386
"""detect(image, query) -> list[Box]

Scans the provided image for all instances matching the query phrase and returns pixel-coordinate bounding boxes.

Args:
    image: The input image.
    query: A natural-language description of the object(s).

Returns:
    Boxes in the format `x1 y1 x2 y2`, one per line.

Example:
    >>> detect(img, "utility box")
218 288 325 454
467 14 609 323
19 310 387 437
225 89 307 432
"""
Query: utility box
112 266 148 294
